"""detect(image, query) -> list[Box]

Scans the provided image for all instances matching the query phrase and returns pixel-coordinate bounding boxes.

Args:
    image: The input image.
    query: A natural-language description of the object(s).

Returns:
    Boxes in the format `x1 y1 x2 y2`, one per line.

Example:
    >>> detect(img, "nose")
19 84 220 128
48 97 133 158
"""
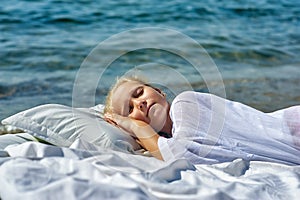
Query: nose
134 99 147 111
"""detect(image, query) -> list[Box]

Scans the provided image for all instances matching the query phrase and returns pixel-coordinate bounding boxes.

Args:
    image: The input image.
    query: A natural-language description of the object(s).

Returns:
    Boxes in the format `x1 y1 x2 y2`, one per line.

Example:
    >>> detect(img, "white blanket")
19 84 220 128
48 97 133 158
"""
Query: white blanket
0 140 300 200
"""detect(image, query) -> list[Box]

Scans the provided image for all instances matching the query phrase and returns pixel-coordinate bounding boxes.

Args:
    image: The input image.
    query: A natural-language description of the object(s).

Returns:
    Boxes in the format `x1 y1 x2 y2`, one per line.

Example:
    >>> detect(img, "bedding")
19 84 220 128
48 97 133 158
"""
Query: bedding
0 104 300 199
0 140 300 199
1 104 141 153
0 133 37 150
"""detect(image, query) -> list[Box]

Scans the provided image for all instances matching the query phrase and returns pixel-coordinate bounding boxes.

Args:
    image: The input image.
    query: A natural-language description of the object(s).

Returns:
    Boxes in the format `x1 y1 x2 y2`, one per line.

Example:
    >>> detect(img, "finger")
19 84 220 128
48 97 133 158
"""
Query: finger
104 113 113 119
135 139 143 146
104 114 118 125
108 113 125 125
105 118 118 126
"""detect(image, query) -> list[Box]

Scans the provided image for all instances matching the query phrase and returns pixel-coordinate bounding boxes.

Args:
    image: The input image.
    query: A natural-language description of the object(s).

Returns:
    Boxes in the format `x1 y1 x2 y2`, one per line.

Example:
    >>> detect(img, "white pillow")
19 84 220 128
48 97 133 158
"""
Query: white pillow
1 104 141 153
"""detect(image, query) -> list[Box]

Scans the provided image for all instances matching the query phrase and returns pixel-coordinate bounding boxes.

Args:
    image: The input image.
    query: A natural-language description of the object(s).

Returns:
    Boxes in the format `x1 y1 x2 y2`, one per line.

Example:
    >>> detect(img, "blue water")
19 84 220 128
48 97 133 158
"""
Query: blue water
1 0 300 122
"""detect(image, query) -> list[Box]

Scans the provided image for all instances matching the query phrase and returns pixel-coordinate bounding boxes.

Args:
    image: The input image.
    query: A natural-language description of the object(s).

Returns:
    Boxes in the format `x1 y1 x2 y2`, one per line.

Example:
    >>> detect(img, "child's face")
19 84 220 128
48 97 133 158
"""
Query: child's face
111 81 169 132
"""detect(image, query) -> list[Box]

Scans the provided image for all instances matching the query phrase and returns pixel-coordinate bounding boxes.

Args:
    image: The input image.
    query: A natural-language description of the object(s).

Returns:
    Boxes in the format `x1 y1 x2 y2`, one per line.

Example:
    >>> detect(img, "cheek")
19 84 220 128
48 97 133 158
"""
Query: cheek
148 104 168 132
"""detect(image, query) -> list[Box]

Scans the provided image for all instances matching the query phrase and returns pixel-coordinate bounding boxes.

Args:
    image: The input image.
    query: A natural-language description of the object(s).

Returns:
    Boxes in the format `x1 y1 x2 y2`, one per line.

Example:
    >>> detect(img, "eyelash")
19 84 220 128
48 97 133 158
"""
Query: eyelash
134 87 143 98
128 87 144 114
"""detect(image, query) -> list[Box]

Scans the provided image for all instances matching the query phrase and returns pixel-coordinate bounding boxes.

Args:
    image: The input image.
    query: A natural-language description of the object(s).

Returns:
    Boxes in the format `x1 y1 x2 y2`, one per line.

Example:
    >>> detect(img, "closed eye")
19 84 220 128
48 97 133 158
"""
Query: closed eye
128 86 143 115
133 86 144 98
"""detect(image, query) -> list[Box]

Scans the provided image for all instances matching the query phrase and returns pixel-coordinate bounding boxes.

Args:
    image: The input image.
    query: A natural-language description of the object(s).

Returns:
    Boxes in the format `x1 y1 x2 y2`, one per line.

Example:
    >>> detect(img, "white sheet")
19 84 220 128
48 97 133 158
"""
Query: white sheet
0 140 300 200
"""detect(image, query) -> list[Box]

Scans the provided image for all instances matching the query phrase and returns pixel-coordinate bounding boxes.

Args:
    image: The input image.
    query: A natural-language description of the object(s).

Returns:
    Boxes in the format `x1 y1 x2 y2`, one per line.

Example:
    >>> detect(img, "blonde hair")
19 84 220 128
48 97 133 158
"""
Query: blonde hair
104 75 147 114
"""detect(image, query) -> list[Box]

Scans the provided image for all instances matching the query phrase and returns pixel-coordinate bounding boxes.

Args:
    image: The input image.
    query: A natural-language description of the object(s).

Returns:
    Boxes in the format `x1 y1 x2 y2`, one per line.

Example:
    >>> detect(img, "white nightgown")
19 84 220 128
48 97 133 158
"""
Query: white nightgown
158 91 300 165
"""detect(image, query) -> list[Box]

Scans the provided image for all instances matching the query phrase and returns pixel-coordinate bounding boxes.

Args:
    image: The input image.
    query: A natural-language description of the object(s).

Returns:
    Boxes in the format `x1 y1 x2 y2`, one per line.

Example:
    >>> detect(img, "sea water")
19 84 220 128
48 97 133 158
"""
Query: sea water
0 0 300 124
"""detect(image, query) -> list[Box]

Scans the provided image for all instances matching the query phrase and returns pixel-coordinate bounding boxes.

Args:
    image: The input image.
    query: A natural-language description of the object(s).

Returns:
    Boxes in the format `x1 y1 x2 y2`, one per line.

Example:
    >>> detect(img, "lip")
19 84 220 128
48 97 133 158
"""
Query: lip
147 103 155 117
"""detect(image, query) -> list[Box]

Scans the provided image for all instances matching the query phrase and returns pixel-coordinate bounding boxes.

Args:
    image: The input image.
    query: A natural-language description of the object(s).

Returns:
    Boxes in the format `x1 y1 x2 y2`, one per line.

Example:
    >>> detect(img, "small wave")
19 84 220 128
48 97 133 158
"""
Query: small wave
0 85 16 98
0 18 24 24
0 77 70 100
46 17 90 24
228 7 278 17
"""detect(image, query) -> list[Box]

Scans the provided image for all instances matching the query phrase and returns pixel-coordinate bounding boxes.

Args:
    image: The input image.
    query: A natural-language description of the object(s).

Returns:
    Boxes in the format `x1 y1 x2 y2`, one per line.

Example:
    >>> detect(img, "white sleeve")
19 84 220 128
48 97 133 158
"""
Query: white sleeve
157 91 222 164
158 91 300 165
157 136 188 162
158 136 221 164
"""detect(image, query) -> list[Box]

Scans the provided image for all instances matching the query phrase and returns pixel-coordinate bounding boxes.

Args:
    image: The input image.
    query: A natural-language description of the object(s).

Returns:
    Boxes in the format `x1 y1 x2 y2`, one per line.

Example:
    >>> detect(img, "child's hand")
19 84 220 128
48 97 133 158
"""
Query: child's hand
104 113 162 160
104 113 118 126
104 113 148 137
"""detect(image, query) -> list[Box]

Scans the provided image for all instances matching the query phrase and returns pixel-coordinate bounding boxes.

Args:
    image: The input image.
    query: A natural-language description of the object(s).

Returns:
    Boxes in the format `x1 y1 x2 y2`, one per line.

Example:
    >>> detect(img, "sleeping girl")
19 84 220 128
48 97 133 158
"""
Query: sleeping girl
104 76 300 165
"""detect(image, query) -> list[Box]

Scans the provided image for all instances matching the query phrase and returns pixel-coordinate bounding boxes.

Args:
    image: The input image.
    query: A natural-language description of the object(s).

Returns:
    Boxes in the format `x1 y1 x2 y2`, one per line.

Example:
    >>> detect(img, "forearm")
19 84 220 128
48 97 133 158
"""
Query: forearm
105 113 163 160
130 121 163 160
